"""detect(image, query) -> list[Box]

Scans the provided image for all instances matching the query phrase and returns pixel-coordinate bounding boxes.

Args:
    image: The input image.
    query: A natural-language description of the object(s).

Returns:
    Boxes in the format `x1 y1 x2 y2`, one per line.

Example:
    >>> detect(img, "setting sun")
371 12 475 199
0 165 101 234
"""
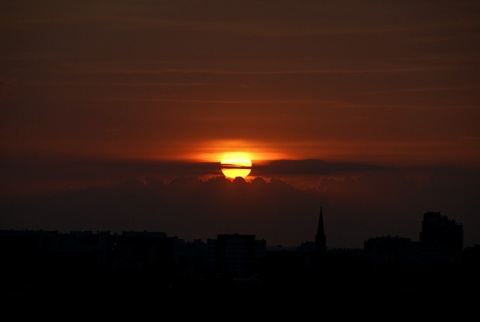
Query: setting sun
220 152 252 179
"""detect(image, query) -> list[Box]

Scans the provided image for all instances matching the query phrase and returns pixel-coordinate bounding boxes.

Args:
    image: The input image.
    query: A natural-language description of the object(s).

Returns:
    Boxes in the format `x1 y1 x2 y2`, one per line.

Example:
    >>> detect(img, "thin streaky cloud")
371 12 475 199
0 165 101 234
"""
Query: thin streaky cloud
60 66 454 76
30 81 229 88
3 1 477 37
82 97 346 105
254 159 392 177
367 85 480 94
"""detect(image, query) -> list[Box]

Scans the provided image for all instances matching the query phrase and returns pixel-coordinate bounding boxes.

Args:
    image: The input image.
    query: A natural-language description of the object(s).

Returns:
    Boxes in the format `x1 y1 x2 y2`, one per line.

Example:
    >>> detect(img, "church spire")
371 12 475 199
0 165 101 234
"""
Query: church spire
315 203 326 254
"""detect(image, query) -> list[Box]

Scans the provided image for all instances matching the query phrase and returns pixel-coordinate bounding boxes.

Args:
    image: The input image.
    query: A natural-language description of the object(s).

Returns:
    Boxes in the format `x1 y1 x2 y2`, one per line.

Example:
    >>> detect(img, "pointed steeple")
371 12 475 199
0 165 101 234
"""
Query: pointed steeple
315 203 326 254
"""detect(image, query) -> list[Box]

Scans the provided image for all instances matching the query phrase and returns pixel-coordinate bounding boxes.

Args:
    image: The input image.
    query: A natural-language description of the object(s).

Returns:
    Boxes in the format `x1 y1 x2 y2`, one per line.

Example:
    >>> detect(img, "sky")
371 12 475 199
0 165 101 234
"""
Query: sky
1 1 479 249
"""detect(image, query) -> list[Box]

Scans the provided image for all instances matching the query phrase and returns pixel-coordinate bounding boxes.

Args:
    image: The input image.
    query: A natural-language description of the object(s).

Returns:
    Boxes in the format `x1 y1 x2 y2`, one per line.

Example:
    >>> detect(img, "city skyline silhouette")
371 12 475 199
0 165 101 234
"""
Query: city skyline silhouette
1 207 479 316
2 174 479 249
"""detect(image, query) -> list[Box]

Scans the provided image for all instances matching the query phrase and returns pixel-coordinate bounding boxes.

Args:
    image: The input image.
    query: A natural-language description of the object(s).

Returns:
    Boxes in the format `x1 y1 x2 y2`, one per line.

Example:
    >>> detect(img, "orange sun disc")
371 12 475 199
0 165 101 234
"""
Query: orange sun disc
220 153 252 179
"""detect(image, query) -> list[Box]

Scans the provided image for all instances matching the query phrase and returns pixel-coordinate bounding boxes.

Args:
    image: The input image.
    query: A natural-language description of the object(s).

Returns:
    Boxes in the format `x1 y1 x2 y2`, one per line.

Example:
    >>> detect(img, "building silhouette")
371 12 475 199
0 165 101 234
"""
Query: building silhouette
420 211 463 251
418 211 464 263
315 204 327 255
364 211 464 265
207 233 266 280
1 209 479 315
364 235 417 265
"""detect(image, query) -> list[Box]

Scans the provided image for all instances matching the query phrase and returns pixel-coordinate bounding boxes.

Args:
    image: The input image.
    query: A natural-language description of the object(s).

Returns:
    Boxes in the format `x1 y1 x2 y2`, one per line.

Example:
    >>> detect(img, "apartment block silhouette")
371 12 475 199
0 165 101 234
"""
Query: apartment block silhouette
420 211 463 251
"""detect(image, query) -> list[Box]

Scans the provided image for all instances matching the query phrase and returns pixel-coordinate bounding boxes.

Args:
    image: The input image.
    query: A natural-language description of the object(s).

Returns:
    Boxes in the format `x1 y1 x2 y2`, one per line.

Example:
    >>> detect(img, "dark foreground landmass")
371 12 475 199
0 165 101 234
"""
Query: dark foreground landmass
2 250 479 319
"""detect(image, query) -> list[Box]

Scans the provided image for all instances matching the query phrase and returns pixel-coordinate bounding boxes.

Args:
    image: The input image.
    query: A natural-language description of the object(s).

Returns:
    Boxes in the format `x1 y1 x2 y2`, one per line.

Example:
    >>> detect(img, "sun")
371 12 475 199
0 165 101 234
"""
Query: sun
221 152 252 179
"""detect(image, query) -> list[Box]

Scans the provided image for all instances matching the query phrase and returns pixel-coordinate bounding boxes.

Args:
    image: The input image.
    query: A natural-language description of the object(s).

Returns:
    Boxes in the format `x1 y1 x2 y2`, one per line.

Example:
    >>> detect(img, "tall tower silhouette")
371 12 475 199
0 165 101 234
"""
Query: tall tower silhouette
315 204 327 255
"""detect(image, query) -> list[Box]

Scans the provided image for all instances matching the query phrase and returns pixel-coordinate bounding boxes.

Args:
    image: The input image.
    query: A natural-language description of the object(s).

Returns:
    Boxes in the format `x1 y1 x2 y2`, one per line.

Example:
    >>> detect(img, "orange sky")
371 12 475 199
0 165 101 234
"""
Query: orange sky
1 0 479 167
1 1 479 248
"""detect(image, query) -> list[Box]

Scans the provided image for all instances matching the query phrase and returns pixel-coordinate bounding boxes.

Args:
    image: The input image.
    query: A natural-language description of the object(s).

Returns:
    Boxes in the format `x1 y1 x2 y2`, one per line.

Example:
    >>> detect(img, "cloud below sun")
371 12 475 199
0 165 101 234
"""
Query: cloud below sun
1 154 479 249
